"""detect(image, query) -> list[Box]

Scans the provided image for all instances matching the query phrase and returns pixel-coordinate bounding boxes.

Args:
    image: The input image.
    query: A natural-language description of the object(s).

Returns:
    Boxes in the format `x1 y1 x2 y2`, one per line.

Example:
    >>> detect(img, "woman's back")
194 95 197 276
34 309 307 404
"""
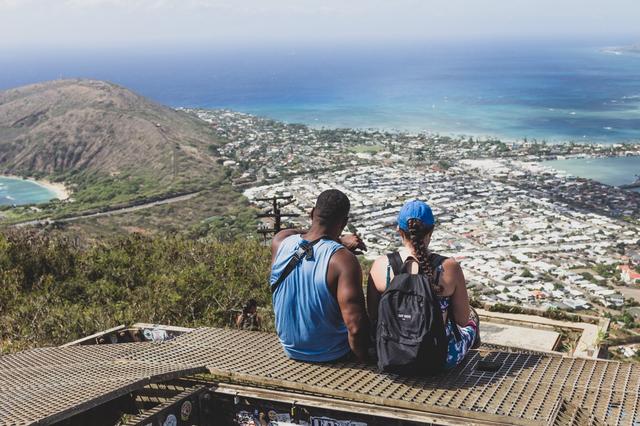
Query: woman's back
368 247 469 326
367 247 478 369
368 199 479 369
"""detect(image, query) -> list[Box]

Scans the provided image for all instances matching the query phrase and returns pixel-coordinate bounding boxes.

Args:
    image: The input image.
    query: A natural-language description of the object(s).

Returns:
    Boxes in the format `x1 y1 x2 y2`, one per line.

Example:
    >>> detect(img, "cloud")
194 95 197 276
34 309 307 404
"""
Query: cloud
62 0 175 8
0 0 34 8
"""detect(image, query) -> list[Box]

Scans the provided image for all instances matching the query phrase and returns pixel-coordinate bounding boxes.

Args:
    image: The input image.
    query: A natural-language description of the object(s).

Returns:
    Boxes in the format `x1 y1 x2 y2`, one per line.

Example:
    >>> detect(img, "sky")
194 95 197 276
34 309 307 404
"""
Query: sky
0 0 639 48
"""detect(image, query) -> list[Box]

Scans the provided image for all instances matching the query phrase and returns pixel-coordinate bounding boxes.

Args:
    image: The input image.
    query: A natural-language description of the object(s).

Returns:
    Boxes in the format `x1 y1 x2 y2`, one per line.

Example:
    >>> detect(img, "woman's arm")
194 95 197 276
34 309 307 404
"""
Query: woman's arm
366 256 389 325
442 258 471 327
366 273 381 325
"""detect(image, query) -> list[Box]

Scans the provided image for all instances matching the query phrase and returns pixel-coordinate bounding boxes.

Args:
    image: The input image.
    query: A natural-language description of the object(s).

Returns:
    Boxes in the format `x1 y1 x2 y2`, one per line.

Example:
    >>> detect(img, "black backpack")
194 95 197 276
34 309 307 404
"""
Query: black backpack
376 252 455 375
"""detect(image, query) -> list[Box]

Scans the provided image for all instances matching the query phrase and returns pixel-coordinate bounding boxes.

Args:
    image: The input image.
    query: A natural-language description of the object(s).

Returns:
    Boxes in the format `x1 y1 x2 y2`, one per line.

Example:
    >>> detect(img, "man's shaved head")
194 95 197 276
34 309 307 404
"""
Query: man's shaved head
313 189 350 227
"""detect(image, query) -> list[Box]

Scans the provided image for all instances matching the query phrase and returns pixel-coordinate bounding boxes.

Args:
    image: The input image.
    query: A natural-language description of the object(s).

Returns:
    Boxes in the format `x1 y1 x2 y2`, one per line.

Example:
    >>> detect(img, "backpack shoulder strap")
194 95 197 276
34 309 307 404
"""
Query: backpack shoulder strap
385 252 403 289
429 253 448 271
271 237 326 294
430 254 447 284
386 252 403 275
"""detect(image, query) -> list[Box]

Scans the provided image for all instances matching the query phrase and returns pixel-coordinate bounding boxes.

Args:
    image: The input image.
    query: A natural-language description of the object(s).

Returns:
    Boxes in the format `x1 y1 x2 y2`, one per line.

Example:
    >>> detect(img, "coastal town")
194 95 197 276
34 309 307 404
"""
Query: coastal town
188 107 640 354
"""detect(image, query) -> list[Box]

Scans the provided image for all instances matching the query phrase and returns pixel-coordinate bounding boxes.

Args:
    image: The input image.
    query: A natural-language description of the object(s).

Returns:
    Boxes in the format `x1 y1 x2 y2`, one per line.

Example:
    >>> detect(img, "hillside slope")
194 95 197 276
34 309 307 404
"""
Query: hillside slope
0 79 227 209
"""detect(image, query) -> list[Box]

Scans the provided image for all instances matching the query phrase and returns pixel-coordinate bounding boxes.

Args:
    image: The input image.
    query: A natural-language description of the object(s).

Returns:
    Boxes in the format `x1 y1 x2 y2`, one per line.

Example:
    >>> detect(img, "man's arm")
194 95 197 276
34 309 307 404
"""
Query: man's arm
339 234 367 253
331 249 370 362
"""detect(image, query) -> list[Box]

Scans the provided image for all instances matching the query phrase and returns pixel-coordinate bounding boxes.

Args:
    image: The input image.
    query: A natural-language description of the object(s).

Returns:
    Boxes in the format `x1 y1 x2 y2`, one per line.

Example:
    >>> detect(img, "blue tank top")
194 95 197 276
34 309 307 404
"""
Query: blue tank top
270 234 350 362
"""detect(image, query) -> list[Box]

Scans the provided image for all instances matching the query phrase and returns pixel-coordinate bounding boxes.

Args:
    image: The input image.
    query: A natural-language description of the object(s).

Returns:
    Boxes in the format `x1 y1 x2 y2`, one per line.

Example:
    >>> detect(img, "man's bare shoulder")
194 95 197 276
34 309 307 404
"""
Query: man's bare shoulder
273 229 299 243
329 246 360 272
270 229 300 261
271 229 300 254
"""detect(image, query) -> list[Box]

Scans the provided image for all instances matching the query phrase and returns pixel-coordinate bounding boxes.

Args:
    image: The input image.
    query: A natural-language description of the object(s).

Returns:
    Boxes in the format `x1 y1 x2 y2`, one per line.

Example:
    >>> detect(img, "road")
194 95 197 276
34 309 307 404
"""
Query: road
11 191 201 228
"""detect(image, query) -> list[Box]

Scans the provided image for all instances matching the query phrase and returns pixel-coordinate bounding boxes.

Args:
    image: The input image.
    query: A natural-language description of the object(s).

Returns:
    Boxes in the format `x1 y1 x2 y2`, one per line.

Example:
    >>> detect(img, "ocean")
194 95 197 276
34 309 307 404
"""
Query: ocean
0 177 58 206
1 39 639 142
1 39 639 196
543 156 640 193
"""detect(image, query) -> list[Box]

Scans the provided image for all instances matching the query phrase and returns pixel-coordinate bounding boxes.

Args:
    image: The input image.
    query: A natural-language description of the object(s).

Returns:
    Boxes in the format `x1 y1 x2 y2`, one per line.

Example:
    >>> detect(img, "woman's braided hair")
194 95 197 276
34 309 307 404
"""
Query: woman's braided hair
406 218 442 294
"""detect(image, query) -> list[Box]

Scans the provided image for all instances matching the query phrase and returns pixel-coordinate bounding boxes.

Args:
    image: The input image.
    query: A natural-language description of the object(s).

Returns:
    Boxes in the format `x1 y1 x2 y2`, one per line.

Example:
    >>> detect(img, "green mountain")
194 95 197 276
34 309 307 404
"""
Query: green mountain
0 79 227 210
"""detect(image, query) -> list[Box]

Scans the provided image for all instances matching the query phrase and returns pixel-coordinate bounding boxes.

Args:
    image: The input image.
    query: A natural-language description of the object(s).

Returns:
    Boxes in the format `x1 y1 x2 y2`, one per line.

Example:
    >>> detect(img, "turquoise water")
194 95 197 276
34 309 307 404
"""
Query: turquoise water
544 156 640 192
0 177 58 206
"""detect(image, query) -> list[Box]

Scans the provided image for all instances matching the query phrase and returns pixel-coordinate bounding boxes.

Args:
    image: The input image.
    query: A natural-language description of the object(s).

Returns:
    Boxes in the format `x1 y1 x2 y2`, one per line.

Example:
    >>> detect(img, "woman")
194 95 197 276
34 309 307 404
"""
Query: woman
367 199 479 369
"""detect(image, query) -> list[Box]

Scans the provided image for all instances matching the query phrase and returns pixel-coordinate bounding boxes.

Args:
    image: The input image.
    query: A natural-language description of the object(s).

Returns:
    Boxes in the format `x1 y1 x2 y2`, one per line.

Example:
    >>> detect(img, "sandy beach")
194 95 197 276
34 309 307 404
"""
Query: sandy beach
3 175 71 201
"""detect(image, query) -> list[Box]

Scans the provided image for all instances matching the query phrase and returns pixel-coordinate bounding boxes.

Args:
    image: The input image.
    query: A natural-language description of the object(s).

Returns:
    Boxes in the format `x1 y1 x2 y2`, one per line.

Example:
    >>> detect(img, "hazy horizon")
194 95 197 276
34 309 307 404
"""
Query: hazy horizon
1 0 639 49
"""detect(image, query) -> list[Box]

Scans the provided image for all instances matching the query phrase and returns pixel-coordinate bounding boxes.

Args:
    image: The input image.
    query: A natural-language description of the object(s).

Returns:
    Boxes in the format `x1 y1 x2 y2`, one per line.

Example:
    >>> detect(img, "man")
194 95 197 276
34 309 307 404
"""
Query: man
269 189 369 362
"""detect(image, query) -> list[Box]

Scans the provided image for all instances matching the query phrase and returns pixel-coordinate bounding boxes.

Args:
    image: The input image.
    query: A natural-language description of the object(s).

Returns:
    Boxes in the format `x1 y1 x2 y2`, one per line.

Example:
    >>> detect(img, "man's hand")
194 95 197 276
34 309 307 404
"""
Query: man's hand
340 233 367 253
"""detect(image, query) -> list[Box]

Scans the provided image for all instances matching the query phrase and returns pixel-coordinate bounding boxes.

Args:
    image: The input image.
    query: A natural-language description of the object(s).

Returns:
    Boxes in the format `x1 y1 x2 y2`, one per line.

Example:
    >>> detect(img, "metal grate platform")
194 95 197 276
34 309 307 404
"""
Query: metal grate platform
126 328 640 426
1 327 639 425
0 343 205 426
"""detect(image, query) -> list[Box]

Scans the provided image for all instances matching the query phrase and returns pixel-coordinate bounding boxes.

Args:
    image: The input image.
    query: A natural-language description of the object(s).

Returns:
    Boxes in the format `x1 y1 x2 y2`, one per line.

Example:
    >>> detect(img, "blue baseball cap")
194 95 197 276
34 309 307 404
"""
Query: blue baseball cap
397 199 435 231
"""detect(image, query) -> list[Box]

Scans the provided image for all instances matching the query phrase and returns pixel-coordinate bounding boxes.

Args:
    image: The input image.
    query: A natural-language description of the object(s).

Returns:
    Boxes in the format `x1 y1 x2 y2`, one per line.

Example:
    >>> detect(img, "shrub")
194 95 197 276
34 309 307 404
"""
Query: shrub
0 229 272 353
